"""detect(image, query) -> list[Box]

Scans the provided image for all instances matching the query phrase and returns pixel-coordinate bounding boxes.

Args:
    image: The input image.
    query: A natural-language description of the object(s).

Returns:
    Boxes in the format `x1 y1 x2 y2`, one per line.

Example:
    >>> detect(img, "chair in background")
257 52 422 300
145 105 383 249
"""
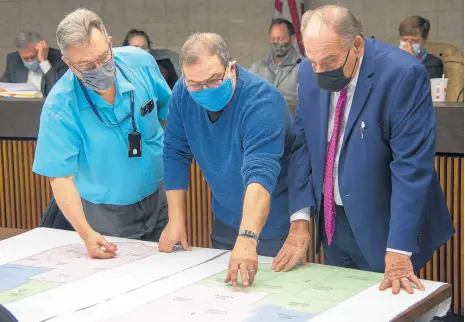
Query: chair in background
424 42 464 102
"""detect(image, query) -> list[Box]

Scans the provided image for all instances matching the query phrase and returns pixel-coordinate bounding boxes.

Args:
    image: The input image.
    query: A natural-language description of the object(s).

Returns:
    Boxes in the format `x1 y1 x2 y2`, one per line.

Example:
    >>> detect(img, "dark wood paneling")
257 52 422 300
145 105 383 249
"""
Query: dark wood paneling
0 141 49 229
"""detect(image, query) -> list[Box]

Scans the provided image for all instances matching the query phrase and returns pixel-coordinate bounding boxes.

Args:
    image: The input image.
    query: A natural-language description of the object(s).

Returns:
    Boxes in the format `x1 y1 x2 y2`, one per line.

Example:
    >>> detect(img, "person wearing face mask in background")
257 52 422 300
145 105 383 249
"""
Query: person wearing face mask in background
399 16 443 79
33 9 171 259
250 18 302 116
160 33 296 287
122 29 181 89
0 31 68 96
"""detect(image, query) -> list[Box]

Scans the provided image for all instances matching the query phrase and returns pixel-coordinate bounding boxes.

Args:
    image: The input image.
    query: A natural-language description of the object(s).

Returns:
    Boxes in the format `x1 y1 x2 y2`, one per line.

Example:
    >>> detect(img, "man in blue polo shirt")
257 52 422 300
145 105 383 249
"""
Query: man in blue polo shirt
159 33 300 287
33 9 170 259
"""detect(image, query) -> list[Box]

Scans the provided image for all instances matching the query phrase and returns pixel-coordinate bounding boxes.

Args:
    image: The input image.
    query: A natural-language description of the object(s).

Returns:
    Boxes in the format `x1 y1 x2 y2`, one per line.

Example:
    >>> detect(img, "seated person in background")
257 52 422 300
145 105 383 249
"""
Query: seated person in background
250 18 302 116
0 31 68 96
399 16 443 79
160 33 296 287
123 29 180 89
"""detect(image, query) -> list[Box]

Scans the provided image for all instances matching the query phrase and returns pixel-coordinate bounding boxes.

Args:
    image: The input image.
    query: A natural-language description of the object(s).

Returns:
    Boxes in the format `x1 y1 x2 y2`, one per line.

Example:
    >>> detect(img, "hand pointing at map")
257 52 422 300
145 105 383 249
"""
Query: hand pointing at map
49 176 117 260
82 230 117 259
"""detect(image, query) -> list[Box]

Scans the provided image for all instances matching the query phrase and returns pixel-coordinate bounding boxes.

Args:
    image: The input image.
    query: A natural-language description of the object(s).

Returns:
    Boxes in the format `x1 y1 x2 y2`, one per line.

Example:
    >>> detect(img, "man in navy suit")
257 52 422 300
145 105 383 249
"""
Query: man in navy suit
272 5 455 295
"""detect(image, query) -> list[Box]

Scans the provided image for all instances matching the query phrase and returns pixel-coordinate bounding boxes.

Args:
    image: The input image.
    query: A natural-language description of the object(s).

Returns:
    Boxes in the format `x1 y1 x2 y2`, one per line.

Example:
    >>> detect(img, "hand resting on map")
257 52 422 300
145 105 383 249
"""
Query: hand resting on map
271 220 310 272
379 251 425 294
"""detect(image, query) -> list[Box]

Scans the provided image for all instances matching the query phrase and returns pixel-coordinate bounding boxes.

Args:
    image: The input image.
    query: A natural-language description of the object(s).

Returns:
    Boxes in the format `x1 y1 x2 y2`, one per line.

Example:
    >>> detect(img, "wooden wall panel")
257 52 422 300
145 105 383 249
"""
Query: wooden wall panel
185 160 213 249
0 140 50 230
0 139 463 315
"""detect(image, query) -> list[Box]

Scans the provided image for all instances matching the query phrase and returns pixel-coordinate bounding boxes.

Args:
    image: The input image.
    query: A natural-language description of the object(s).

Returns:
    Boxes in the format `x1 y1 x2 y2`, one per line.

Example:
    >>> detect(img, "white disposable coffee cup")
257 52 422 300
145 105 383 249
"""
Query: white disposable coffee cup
430 78 448 102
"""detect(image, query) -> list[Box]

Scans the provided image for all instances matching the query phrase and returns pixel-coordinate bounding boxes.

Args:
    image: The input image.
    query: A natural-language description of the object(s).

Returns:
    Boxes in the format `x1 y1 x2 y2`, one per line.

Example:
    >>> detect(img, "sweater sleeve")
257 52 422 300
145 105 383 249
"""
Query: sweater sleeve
240 91 290 194
163 83 193 190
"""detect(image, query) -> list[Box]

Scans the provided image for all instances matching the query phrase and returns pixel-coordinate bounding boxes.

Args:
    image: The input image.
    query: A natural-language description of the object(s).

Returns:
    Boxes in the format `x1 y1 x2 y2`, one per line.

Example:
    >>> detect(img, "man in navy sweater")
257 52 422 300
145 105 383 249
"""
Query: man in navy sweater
159 33 295 287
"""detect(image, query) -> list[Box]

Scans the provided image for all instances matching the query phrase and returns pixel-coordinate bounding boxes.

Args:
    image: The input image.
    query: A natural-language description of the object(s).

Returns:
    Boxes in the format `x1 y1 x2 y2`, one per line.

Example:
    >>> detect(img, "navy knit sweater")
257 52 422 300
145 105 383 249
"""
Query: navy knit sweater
163 65 294 238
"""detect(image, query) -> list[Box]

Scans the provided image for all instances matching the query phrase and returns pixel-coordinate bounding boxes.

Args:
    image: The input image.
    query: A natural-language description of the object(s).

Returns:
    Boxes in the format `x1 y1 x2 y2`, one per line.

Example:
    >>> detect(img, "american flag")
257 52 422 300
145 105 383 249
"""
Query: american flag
274 0 305 54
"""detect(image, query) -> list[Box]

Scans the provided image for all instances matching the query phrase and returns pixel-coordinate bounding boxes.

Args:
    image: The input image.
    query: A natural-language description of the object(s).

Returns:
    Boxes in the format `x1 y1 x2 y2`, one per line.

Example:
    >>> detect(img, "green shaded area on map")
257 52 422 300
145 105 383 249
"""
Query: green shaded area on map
200 263 383 314
0 279 61 304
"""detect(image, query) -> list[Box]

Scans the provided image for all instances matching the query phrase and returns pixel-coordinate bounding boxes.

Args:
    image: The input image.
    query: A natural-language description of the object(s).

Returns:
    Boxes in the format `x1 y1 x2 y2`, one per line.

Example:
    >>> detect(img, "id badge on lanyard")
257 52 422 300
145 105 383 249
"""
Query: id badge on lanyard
127 91 141 158
78 63 142 158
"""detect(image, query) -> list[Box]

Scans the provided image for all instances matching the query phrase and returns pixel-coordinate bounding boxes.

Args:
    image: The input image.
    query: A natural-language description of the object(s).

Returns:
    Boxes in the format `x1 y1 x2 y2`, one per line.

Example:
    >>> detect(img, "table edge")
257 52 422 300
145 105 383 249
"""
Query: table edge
390 284 452 322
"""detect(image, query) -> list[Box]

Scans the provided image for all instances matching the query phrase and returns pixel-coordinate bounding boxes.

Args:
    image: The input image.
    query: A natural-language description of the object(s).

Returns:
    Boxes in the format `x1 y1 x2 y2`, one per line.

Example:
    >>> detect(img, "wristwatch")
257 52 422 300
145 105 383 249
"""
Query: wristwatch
238 229 259 242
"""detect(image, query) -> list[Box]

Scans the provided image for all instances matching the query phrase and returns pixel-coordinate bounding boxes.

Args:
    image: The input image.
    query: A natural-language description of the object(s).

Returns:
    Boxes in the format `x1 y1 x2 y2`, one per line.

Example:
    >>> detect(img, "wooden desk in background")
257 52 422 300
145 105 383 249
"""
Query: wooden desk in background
0 97 463 316
0 228 27 240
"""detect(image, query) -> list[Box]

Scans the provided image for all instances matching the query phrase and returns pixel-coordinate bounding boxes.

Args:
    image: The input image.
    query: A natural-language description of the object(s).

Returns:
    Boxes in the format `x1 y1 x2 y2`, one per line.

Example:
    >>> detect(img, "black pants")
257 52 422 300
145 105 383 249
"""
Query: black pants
81 183 168 242
210 217 287 257
319 205 371 271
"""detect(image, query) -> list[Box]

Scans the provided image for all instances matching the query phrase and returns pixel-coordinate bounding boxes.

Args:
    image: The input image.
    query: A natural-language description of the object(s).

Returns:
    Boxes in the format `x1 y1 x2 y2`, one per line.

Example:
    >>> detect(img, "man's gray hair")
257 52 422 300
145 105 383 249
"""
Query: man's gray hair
15 31 41 49
56 8 108 54
180 32 232 67
301 5 364 48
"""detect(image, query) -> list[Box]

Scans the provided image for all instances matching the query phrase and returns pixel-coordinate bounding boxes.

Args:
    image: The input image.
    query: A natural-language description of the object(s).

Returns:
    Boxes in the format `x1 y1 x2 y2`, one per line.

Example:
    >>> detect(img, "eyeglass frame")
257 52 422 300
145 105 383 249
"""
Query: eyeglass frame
66 43 113 72
184 62 233 92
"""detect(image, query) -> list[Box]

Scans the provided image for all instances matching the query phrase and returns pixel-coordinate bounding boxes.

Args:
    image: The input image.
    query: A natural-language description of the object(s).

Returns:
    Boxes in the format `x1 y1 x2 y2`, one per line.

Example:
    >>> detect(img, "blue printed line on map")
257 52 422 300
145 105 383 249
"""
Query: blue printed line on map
0 264 51 292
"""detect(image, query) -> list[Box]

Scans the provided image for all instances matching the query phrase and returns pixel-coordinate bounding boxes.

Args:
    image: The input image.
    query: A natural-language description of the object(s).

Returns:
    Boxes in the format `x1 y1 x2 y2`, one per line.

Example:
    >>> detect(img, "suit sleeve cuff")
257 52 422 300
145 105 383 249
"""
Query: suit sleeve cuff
40 60 52 74
386 248 412 257
290 207 311 222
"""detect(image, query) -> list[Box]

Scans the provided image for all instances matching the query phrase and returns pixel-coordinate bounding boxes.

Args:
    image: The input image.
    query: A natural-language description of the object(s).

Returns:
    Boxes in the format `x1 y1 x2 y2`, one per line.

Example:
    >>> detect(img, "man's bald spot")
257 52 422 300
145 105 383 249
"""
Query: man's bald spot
302 5 353 38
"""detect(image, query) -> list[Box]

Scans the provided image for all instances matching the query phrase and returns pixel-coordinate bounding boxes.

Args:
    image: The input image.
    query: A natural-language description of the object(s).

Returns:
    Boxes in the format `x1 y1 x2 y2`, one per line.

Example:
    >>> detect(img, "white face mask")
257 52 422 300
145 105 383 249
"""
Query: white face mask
399 41 422 56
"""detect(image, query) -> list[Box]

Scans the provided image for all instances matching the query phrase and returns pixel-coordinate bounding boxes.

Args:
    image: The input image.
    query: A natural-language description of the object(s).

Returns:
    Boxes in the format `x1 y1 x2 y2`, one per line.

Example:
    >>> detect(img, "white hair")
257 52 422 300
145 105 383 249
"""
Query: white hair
15 31 41 49
56 8 108 54
301 5 364 48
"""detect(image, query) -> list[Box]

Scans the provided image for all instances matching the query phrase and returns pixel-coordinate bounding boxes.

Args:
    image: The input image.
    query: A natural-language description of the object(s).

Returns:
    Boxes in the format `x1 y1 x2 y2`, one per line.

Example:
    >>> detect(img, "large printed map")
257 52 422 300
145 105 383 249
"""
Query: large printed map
0 242 157 305
103 263 384 322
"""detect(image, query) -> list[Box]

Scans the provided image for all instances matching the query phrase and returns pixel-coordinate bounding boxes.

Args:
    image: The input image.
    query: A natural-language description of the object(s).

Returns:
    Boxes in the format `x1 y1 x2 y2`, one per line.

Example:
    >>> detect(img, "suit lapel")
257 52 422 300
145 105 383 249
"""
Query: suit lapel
341 77 373 149
16 65 28 83
41 74 46 94
340 39 375 152
319 89 330 169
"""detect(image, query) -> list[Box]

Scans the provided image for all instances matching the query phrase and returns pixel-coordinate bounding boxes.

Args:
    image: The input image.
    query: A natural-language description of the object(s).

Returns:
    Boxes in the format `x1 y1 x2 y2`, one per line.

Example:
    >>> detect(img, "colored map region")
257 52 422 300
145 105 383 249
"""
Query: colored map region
104 263 384 322
0 243 158 304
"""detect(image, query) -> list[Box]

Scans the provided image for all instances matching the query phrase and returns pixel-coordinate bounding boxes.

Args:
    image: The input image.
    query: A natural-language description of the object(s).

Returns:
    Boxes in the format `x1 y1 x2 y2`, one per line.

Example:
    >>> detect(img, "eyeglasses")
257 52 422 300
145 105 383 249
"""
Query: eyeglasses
68 44 113 71
185 67 228 92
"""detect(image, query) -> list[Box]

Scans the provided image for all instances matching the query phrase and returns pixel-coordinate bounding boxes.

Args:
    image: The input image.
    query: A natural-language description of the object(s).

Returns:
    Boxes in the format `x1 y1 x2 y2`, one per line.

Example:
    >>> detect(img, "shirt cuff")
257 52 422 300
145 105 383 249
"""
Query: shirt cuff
290 207 311 222
40 60 52 74
386 248 412 257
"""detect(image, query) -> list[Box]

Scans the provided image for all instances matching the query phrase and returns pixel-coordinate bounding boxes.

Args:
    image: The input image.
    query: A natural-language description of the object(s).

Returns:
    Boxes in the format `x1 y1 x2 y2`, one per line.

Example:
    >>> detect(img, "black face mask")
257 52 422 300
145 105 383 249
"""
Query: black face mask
313 49 358 92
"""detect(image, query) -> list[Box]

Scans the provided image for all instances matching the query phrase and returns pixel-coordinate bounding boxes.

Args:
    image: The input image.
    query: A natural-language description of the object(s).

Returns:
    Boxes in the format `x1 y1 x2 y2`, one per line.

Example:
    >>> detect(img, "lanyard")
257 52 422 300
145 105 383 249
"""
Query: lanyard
78 62 137 133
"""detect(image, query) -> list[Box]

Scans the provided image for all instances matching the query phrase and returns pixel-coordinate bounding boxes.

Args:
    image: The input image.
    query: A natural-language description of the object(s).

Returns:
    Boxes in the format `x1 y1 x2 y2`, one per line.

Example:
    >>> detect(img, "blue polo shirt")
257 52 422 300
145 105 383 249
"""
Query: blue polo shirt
33 46 171 205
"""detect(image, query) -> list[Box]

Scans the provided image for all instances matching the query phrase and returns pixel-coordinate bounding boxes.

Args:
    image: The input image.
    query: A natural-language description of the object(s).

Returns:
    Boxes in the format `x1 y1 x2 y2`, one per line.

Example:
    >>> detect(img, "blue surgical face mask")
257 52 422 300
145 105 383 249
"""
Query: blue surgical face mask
23 60 40 71
399 41 422 56
188 69 234 112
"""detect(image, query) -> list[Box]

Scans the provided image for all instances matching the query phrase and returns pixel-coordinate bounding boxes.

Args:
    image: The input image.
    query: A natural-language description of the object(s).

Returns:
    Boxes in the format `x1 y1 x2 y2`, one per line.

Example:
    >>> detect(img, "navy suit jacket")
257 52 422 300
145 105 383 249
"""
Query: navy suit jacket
289 38 455 272
0 48 68 97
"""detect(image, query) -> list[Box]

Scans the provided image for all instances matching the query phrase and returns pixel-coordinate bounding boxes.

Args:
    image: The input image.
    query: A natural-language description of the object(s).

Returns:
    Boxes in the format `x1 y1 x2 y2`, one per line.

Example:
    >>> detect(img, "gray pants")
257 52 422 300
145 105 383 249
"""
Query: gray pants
81 183 168 242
